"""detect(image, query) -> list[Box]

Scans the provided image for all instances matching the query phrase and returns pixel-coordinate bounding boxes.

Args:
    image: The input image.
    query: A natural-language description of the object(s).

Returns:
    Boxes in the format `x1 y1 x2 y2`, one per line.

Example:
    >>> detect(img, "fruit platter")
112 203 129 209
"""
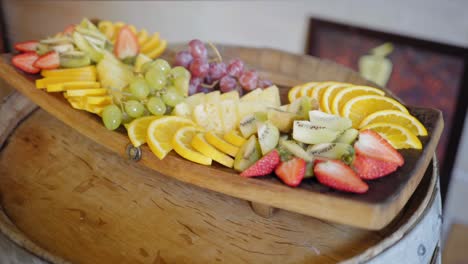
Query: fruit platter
0 18 443 232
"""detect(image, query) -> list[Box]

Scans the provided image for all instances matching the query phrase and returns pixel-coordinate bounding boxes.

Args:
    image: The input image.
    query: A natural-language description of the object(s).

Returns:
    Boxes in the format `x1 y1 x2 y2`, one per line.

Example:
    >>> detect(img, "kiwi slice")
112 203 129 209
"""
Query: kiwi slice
279 139 313 162
307 143 355 165
79 18 100 32
304 162 314 178
234 135 262 172
267 107 297 133
289 96 318 119
257 121 279 155
59 51 91 68
335 128 359 145
76 27 107 47
36 43 51 55
40 36 73 45
73 31 103 62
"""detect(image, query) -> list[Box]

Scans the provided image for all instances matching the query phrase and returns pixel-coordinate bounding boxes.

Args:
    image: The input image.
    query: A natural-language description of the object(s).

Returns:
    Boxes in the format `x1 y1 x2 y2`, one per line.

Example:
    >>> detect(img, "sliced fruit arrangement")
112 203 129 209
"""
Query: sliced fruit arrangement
12 18 167 75
10 18 427 195
97 20 167 59
288 81 426 150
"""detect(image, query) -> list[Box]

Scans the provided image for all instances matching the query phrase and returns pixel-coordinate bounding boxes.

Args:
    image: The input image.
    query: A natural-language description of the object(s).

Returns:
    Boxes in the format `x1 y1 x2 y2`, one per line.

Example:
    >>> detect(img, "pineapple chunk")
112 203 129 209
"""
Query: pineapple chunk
237 100 270 120
185 93 205 110
241 88 262 101
193 103 224 134
205 90 221 104
260 85 281 107
173 102 191 118
219 100 239 133
220 90 239 101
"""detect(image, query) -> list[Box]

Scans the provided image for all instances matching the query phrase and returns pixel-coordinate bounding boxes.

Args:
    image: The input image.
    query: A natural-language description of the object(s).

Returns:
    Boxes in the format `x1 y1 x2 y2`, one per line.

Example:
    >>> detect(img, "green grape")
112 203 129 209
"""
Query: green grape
152 59 171 75
147 96 167 116
145 67 167 91
129 77 150 99
173 76 189 96
124 100 145 118
121 112 134 124
170 66 190 79
102 104 122 130
140 61 154 74
162 86 184 107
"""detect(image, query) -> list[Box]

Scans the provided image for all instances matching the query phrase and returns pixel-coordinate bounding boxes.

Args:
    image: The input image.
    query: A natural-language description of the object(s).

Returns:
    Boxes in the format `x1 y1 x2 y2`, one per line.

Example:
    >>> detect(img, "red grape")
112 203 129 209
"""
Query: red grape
204 74 214 85
189 58 209 78
174 51 193 68
188 39 207 59
189 77 202 95
197 86 212 94
227 59 244 78
257 78 273 88
219 75 237 93
208 62 227 81
239 70 259 91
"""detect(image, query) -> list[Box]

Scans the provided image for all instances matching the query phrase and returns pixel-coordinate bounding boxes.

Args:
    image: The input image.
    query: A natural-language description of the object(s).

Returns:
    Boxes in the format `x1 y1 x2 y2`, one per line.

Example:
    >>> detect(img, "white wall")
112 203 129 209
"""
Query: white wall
4 0 468 54
4 0 468 233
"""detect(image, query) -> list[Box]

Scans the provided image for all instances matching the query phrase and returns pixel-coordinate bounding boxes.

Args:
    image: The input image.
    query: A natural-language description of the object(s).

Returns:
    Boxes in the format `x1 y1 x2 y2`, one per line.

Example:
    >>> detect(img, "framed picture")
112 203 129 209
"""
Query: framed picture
306 18 468 201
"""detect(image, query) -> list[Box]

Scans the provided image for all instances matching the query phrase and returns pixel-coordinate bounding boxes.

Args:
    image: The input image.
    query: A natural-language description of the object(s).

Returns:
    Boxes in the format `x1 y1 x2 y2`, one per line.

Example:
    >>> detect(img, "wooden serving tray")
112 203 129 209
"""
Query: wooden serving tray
0 45 443 230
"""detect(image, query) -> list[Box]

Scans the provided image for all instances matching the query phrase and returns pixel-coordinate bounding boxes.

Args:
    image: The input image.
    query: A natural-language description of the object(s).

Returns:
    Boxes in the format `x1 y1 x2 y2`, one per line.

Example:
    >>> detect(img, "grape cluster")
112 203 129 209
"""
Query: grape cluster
102 58 190 130
174 39 272 96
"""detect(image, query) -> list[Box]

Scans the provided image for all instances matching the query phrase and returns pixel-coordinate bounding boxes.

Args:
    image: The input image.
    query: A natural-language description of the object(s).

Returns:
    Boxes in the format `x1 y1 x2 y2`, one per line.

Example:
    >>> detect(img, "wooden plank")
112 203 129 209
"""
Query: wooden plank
0 46 443 230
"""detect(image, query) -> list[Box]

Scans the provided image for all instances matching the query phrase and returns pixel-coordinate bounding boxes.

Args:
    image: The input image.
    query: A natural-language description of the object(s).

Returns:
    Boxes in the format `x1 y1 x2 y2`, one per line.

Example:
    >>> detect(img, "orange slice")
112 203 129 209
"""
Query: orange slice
331 86 385 115
359 110 427 136
361 123 422 149
319 83 352 113
341 95 408 128
147 116 195 159
172 127 212 165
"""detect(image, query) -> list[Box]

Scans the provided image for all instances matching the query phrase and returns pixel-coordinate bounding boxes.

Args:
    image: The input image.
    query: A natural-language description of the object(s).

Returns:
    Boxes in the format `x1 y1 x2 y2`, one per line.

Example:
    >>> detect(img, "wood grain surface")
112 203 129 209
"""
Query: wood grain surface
0 45 443 230
0 108 437 264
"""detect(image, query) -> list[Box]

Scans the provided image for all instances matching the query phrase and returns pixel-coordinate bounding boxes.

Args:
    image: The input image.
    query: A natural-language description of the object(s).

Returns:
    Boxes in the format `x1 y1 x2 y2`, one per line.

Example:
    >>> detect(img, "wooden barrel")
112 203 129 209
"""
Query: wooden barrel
0 46 442 263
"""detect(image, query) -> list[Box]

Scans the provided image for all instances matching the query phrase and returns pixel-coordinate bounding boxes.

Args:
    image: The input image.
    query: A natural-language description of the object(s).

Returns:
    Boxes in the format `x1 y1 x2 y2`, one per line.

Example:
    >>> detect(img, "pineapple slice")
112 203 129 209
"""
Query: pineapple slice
185 93 206 110
237 100 270 120
193 103 224 134
260 85 281 107
172 102 191 118
241 88 262 102
205 90 221 104
219 100 239 133
220 90 240 101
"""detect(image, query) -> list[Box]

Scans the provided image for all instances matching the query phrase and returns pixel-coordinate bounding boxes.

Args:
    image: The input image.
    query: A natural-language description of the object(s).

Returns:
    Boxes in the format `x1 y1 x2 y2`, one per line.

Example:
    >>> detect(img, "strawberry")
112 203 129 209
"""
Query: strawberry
240 149 280 177
114 25 139 60
63 24 75 35
14 40 39 53
314 160 368 193
33 51 59 70
11 52 40 74
354 130 404 166
353 154 399 180
274 157 306 187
